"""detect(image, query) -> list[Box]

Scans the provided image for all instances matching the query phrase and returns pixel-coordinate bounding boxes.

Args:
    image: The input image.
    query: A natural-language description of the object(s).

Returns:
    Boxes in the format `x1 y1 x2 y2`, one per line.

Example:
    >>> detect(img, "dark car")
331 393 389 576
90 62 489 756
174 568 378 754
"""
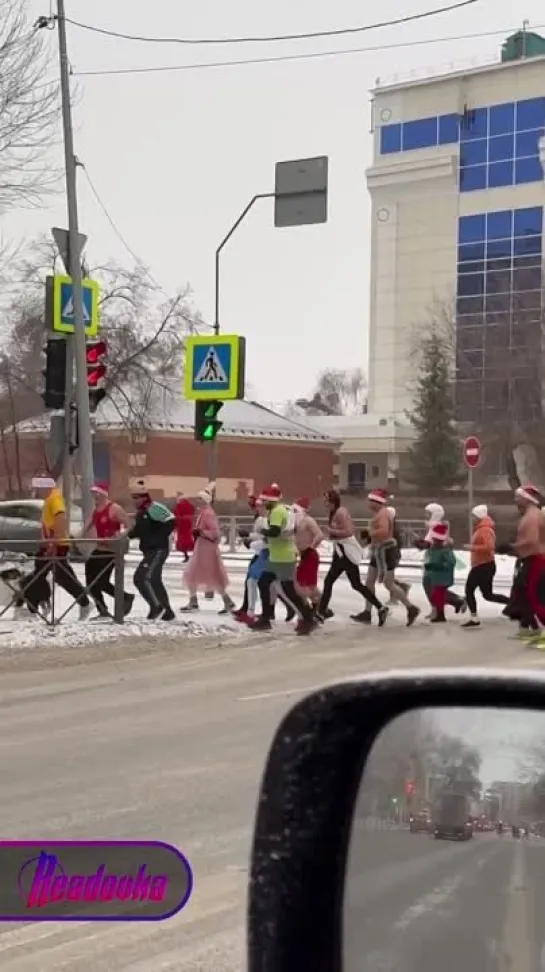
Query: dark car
409 811 431 833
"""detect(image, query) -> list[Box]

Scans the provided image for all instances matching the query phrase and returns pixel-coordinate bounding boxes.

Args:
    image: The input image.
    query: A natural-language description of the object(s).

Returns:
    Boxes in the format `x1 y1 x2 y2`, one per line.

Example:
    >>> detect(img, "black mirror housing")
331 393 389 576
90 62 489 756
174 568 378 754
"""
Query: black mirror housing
248 669 545 972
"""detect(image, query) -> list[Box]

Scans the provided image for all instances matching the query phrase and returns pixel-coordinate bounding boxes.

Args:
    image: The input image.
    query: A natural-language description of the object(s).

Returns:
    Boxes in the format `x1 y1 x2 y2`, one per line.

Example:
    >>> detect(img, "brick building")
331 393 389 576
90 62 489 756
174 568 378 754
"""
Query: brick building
3 391 338 503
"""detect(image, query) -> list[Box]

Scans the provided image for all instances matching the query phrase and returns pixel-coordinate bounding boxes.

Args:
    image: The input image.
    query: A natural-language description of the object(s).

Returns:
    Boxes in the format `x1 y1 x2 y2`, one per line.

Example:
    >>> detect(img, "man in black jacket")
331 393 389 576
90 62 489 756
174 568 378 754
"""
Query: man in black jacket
127 483 175 620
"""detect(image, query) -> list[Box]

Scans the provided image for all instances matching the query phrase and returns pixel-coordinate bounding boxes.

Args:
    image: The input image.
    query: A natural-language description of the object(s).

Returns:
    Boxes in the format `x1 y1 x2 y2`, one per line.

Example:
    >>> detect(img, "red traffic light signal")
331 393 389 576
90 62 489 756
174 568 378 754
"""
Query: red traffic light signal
85 338 107 412
404 780 415 796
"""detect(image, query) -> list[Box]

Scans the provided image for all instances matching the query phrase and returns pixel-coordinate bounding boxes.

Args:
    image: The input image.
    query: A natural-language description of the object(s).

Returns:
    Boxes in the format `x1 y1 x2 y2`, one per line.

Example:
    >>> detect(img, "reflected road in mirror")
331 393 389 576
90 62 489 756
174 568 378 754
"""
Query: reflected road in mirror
344 707 545 971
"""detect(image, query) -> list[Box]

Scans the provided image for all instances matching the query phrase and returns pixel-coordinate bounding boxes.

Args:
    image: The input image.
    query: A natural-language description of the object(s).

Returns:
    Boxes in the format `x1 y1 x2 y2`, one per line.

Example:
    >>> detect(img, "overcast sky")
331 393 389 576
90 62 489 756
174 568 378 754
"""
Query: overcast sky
4 1 545 403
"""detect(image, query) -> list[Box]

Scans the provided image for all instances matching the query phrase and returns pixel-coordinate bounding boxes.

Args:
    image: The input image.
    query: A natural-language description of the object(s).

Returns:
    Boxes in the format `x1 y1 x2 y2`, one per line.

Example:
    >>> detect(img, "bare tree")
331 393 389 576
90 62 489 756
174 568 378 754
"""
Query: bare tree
0 0 60 212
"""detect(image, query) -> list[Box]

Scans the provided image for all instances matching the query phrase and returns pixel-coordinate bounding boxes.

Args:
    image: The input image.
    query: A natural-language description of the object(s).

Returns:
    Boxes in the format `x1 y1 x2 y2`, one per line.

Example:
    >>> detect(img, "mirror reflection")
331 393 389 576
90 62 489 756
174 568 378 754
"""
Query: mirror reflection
344 707 545 971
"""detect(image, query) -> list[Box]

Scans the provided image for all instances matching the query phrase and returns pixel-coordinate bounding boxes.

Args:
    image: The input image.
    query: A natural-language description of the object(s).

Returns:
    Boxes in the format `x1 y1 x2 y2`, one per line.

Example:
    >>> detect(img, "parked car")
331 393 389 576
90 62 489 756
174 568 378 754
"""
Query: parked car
409 811 432 834
0 500 86 560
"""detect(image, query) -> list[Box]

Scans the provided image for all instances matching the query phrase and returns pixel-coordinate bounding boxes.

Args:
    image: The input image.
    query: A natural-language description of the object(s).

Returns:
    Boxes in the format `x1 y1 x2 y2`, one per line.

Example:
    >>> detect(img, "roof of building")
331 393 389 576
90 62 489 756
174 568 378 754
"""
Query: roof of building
372 44 545 95
13 390 337 444
299 414 415 440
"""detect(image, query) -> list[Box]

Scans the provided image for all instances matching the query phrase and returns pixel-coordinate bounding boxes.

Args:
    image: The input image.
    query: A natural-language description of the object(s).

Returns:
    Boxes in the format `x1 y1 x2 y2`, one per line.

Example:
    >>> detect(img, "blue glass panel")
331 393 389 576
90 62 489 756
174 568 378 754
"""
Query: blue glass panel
458 214 485 243
487 160 514 188
516 97 545 131
457 272 484 296
487 257 512 273
460 107 488 140
486 209 512 240
489 102 515 136
380 124 401 154
488 134 515 162
460 164 486 191
515 156 543 184
486 269 512 293
514 206 543 236
458 243 485 264
460 140 487 165
514 234 542 256
485 292 510 312
516 130 540 158
457 295 484 314
402 117 438 150
486 239 512 260
438 113 459 144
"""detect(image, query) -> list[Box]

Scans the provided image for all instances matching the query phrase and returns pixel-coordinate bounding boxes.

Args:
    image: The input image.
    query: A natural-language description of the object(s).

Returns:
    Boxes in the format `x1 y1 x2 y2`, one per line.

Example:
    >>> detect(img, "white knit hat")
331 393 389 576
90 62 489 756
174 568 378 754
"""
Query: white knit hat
31 476 55 489
425 502 444 522
472 504 488 519
198 481 216 503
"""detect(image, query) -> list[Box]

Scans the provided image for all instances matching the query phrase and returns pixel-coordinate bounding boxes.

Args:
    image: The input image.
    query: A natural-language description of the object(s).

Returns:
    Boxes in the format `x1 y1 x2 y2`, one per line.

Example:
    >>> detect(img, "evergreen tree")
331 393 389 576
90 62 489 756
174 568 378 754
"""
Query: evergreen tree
406 329 463 492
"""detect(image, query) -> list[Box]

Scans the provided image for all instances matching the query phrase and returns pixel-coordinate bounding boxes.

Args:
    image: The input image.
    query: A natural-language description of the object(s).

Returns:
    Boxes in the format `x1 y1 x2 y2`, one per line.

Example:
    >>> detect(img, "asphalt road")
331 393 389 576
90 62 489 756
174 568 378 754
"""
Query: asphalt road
344 830 544 971
0 620 544 969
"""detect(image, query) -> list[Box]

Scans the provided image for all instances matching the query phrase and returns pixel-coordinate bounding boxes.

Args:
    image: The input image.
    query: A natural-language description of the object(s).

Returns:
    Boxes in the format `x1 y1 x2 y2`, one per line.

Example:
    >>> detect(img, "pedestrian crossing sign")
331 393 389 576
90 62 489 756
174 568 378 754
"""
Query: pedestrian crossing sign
48 274 99 337
183 334 246 401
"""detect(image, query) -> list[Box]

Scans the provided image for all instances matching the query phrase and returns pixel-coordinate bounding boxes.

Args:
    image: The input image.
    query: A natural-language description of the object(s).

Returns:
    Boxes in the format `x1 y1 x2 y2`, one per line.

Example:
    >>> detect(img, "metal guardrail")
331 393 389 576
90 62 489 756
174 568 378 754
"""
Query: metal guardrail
215 517 428 553
0 537 127 627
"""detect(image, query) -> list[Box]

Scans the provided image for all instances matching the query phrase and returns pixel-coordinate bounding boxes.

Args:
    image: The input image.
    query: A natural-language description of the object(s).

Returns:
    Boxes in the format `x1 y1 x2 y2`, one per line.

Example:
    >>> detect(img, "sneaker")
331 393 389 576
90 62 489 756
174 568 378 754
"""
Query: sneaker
430 614 446 623
249 617 273 631
180 599 199 613
462 618 480 629
218 598 235 616
147 606 163 621
351 609 372 624
234 611 252 624
79 603 92 621
162 607 175 621
378 606 389 627
295 618 317 636
406 605 420 627
285 607 296 622
455 600 467 615
124 593 135 617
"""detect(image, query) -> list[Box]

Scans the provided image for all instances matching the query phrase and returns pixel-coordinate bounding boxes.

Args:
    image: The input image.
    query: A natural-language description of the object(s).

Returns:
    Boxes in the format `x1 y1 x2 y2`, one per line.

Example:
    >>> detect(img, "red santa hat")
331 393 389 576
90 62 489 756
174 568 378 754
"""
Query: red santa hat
259 483 282 502
293 497 309 513
515 484 542 506
90 482 109 496
429 522 449 541
368 488 390 505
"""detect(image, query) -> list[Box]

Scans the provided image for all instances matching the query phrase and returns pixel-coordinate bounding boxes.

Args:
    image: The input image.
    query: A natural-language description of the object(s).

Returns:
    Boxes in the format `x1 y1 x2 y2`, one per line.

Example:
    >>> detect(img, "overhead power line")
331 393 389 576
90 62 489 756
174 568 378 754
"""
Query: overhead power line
72 23 532 78
66 0 481 47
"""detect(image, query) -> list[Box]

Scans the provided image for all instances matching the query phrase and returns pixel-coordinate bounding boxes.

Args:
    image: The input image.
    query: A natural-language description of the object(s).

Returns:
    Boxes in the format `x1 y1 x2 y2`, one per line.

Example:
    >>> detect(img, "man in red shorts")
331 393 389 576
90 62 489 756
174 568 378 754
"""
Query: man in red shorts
293 498 324 613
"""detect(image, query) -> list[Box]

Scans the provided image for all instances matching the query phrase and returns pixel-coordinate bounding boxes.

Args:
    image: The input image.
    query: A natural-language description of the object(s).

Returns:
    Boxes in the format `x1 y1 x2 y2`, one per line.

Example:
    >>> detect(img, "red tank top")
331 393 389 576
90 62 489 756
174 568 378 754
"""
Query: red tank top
92 502 120 540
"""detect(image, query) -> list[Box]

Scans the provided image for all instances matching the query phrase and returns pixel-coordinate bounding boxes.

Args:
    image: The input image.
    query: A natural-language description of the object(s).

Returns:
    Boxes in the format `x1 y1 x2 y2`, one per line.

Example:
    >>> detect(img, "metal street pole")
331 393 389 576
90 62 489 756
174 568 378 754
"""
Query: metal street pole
56 0 94 523
209 194 274 486
468 466 474 542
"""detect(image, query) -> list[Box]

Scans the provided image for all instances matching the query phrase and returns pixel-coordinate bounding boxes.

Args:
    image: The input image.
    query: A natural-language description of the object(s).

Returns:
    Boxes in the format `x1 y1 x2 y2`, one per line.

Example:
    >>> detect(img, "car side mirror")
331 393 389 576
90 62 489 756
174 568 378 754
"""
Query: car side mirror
247 670 545 972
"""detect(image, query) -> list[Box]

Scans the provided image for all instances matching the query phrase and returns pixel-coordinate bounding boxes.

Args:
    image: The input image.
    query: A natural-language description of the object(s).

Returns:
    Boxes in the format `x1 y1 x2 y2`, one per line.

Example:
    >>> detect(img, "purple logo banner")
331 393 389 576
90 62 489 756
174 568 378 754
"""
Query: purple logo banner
0 841 193 921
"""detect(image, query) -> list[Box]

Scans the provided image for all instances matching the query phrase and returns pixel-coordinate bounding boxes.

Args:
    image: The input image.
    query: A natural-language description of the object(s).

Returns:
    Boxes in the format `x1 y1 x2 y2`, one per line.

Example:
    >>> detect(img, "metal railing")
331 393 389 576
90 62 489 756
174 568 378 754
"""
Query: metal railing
215 517 429 554
0 537 127 627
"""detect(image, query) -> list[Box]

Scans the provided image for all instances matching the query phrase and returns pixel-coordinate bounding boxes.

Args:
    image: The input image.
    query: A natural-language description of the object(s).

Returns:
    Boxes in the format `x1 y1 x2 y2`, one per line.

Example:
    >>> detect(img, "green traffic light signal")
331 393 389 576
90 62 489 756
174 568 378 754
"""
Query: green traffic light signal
195 400 223 443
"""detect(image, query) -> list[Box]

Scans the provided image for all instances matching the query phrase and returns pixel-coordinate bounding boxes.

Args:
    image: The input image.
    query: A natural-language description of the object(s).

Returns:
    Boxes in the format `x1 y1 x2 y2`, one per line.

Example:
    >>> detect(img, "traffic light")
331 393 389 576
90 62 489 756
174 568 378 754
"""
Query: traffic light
42 338 67 409
86 338 107 413
194 401 223 442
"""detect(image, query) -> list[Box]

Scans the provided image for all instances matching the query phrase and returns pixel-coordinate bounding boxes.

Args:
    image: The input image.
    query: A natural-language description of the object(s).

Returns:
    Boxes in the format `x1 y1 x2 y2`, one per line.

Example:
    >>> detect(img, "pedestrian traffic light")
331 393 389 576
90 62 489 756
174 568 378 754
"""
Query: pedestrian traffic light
86 338 107 413
42 338 67 410
194 400 223 442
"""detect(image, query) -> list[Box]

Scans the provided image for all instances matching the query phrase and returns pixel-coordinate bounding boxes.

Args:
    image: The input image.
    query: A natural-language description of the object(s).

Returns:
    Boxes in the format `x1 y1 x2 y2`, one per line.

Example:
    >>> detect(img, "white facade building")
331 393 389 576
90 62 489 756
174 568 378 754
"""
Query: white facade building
366 34 545 424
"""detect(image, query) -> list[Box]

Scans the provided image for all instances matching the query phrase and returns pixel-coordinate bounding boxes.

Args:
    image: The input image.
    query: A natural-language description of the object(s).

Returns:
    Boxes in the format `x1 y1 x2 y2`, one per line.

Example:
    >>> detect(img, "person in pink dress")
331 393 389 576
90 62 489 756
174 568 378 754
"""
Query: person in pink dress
181 482 235 615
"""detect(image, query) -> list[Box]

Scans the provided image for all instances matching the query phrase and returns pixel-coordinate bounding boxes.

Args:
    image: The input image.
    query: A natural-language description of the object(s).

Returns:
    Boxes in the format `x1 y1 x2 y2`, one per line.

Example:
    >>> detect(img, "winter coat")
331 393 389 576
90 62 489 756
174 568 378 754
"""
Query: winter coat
468 516 496 567
423 545 455 588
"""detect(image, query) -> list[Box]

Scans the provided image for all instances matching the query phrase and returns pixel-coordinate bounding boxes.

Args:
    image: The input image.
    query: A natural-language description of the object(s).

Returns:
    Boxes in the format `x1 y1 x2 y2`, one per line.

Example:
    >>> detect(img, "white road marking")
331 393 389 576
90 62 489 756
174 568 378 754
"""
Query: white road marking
393 874 463 931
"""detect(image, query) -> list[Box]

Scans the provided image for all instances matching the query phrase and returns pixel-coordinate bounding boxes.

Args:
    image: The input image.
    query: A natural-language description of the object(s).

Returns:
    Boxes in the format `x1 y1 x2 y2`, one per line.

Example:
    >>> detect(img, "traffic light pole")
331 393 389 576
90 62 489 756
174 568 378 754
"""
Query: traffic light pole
56 0 95 524
208 193 275 487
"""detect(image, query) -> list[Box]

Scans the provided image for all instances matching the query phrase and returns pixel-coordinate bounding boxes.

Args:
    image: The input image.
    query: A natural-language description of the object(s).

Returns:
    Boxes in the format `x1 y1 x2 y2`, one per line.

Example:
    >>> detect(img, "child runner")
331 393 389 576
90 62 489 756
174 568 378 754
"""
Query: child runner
423 522 456 623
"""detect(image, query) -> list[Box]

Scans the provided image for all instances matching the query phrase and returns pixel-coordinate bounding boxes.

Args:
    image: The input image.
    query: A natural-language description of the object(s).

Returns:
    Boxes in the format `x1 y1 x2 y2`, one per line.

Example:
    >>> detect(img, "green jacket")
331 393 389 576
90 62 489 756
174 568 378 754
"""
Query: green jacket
423 546 455 588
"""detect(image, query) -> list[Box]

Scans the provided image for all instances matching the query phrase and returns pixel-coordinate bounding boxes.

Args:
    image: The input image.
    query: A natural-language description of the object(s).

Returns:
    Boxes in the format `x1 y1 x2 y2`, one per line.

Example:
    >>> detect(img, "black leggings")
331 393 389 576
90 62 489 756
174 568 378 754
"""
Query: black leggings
509 557 538 629
318 553 382 615
85 550 116 609
465 562 509 615
258 571 314 622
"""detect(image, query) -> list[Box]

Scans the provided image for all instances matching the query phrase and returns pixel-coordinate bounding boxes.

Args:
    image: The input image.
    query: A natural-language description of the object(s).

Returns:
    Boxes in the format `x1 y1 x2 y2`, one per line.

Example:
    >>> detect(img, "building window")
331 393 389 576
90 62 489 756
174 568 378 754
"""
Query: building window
380 112 458 155
347 462 366 487
455 207 543 422
128 453 146 467
459 97 545 192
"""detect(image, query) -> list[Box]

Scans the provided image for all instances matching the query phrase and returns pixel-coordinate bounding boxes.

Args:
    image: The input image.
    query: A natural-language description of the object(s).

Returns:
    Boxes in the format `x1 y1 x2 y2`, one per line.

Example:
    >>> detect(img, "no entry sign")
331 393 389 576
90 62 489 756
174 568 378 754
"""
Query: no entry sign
463 436 481 469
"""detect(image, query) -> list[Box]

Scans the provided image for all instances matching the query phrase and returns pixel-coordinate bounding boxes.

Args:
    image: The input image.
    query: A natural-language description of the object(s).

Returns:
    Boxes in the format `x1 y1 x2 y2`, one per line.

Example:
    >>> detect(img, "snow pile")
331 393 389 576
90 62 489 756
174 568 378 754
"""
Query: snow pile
0 615 240 652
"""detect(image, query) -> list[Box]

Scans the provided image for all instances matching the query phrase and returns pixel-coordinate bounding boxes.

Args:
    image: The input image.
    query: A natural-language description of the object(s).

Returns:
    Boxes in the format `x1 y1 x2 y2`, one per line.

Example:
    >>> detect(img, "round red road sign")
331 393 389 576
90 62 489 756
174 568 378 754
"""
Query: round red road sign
463 435 481 469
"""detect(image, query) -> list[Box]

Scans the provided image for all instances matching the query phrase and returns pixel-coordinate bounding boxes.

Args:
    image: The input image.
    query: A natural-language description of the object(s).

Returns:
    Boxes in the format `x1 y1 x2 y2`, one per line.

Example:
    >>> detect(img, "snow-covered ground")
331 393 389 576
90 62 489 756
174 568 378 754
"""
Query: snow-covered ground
0 549 516 653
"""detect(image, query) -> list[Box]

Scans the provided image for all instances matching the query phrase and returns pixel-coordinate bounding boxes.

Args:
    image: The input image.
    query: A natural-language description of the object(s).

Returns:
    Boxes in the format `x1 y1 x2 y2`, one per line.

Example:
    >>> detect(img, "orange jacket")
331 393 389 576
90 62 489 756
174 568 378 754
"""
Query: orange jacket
468 516 495 567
